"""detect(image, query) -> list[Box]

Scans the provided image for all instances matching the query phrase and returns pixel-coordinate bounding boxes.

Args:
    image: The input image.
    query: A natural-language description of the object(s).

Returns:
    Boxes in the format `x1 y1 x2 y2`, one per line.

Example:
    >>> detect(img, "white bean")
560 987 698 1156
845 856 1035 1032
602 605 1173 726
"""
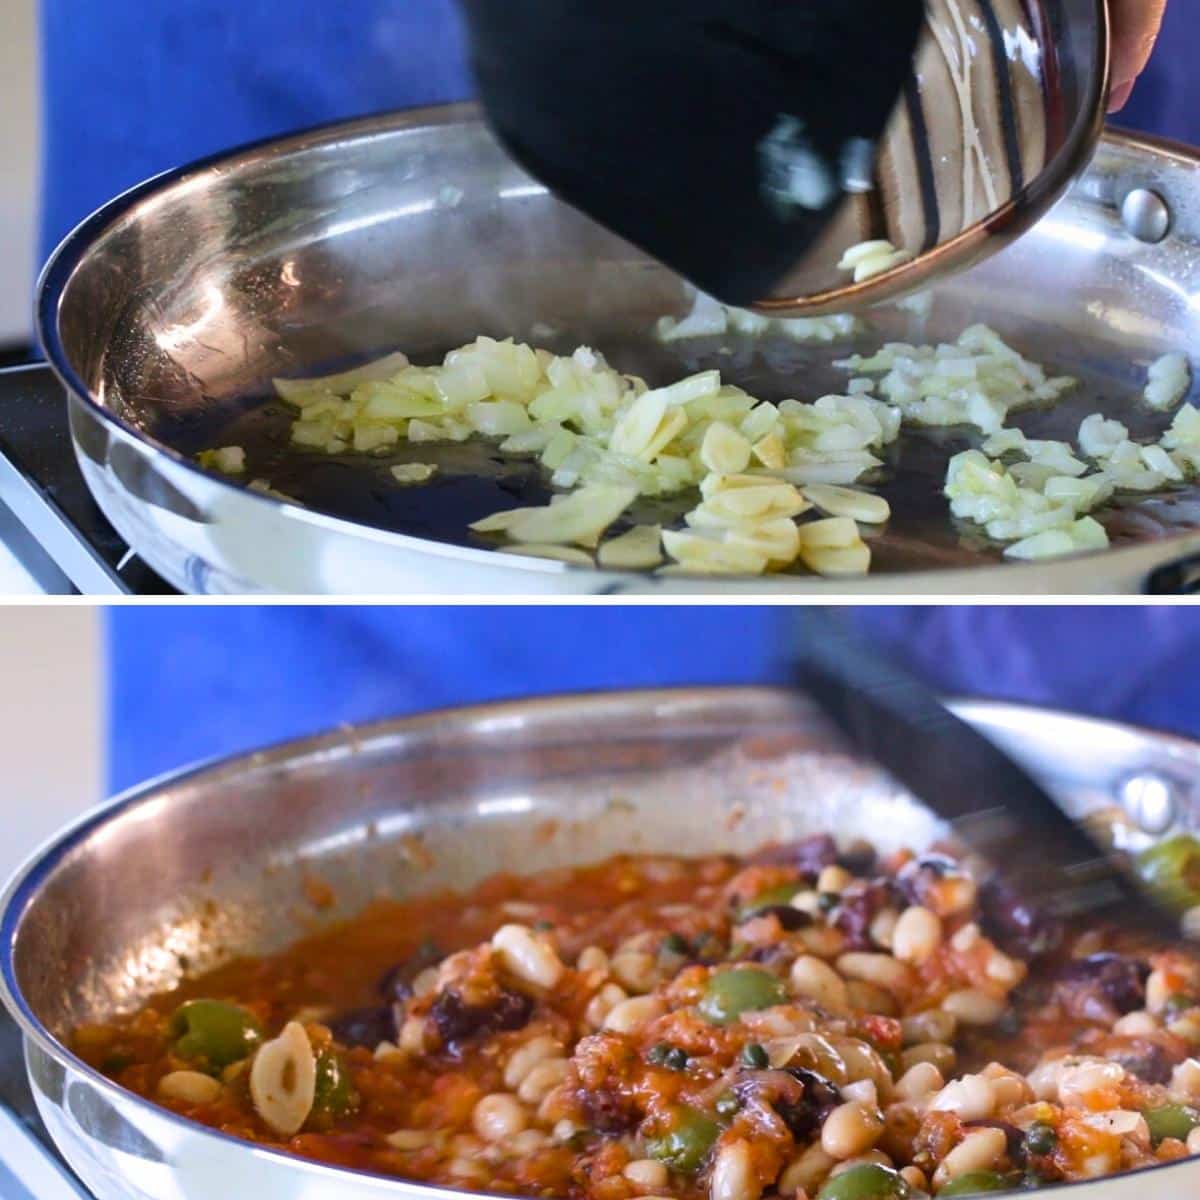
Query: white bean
892 907 942 965
1147 968 1172 1013
387 1129 435 1150
895 1062 944 1101
249 1021 317 1136
517 1058 570 1104
577 946 609 974
937 1127 1007 1183
1113 1010 1159 1036
791 955 849 1011
473 1093 528 1142
941 988 1006 1026
1172 1058 1200 1101
585 983 628 1029
821 1101 884 1159
504 1035 563 1089
604 995 666 1034
1057 1059 1125 1107
846 980 898 1016
901 1043 956 1075
901 1010 956 1046
1188 1126 1200 1154
492 924 564 989
818 866 853 895
710 1139 761 1200
900 1166 928 1191
624 1159 669 1189
157 1070 222 1106
842 1079 878 1107
837 953 913 994
869 909 899 949
929 1074 995 1121
779 1144 835 1193
611 951 660 994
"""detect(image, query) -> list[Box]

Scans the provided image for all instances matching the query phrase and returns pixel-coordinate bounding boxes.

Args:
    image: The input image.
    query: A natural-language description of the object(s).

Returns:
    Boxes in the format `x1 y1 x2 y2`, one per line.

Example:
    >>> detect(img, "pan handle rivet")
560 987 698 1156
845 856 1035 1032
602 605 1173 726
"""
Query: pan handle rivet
1118 770 1177 834
1121 189 1171 244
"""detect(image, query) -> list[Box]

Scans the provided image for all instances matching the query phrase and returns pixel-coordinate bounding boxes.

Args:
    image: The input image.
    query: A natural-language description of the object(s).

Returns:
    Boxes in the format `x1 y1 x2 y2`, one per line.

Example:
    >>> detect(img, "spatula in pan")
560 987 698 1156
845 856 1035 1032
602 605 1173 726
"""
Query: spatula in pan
794 608 1179 944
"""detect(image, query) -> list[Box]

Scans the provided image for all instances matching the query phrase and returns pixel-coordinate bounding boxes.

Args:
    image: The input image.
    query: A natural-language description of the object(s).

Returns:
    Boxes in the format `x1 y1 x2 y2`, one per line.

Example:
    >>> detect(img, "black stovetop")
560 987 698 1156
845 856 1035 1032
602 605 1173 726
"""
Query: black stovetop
0 364 174 595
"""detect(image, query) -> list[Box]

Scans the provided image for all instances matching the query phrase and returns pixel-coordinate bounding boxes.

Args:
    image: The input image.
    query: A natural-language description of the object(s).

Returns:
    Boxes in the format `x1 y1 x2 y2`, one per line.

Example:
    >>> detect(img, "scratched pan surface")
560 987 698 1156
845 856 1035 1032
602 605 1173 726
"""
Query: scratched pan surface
38 108 1200 594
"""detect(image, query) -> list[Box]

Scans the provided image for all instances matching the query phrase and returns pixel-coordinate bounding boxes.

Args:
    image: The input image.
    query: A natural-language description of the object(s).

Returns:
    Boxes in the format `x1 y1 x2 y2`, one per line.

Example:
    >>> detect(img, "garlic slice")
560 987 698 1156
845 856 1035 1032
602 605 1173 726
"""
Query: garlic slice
249 1021 317 1136
505 485 638 546
796 517 862 549
803 484 891 525
597 525 663 570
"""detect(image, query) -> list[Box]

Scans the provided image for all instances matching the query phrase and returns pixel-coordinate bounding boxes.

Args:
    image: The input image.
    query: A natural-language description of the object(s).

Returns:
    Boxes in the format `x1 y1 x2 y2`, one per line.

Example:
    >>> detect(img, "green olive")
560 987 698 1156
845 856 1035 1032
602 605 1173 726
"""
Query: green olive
1135 834 1200 912
816 1163 912 1200
738 883 801 920
169 1000 263 1072
936 1171 1014 1196
698 968 786 1025
645 1105 720 1172
311 1049 360 1123
1142 1102 1200 1145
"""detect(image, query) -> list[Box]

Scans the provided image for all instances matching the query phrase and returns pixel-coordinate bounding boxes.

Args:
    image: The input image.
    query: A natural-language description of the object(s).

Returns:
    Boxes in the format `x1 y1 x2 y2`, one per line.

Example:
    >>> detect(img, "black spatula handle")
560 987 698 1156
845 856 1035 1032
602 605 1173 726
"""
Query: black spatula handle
795 610 1176 940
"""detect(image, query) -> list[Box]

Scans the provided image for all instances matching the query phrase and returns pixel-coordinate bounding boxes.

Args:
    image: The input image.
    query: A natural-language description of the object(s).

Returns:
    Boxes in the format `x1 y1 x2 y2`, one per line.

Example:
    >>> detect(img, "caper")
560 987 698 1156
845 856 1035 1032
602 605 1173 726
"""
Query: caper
647 1042 688 1071
1022 1121 1057 1157
662 932 691 956
645 1105 720 1172
169 1000 263 1072
714 1091 740 1118
816 1163 911 1200
1143 1102 1200 1145
1135 834 1200 912
698 968 786 1025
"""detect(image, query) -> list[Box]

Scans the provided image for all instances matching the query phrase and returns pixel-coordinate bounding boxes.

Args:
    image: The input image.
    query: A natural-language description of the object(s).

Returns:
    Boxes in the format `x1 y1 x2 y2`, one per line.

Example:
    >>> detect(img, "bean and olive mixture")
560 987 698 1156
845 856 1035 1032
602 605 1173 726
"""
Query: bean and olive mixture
73 836 1200 1199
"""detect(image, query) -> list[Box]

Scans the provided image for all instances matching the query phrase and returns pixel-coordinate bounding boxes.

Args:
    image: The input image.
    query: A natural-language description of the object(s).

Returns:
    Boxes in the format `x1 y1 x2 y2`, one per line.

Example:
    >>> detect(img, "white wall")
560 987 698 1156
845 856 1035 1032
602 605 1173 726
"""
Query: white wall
0 608 102 878
0 0 38 345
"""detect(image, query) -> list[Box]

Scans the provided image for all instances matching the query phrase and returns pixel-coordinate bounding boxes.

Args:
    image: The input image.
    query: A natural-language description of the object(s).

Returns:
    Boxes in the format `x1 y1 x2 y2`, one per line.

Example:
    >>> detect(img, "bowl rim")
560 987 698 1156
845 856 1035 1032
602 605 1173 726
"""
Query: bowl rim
2 687 1200 1195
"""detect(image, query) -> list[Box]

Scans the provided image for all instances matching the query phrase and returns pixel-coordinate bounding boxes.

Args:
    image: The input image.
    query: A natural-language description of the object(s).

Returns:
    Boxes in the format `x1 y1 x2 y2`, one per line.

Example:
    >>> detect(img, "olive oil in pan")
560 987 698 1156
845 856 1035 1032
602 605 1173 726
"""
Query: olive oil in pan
197 327 1196 574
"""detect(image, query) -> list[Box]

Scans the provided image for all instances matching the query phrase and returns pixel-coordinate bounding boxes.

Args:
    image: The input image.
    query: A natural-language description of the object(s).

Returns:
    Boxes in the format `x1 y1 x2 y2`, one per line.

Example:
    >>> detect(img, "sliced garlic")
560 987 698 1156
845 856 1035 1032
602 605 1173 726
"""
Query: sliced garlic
391 463 438 485
752 434 787 470
796 517 862 549
803 484 890 525
597 525 663 570
249 1021 317 1136
801 543 871 577
661 531 769 575
726 518 802 566
273 352 411 403
504 485 637 546
700 422 753 475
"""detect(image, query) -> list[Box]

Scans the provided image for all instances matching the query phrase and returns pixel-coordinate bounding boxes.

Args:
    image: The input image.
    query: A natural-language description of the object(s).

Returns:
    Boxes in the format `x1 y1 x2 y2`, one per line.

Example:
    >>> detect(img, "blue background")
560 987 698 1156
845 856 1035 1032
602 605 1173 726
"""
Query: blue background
38 0 1200 258
36 3 1200 788
107 608 1200 791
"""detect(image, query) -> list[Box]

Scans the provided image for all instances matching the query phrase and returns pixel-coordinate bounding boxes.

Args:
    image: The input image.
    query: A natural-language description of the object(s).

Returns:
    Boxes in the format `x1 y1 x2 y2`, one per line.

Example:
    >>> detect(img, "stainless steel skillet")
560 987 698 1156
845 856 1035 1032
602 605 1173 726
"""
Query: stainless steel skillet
2 688 1199 1199
37 109 1200 593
